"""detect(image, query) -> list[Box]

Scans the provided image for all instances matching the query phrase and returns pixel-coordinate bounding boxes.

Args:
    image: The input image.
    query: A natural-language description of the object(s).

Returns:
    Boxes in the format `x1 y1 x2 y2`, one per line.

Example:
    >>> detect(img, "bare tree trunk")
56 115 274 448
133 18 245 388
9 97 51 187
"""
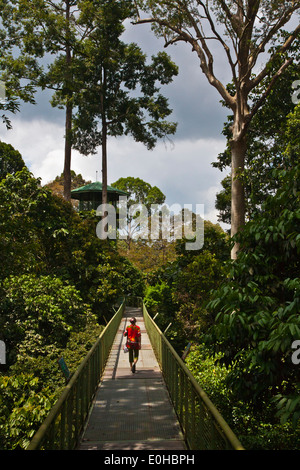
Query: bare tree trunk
64 101 72 201
63 0 72 202
230 135 246 259
100 67 108 238
100 66 108 208
102 117 108 207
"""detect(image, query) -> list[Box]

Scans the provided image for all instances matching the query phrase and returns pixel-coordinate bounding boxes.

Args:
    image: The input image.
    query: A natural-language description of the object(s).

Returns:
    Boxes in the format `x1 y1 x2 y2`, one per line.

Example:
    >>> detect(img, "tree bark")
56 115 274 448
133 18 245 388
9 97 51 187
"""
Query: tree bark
100 67 108 208
230 135 247 259
63 0 72 202
64 101 72 201
102 117 108 207
100 67 108 237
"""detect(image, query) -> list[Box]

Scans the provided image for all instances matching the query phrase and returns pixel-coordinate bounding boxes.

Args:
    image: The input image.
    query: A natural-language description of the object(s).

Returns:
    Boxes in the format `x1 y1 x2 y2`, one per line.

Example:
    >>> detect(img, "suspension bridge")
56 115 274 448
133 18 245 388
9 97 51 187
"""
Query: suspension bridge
26 298 244 451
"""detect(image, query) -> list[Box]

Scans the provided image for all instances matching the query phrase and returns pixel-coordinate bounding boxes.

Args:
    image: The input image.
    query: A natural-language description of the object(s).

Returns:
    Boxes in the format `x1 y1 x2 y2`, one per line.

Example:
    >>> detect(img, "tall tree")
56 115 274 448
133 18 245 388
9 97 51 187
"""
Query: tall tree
205 106 300 418
134 0 300 258
18 0 90 201
8 0 105 201
16 0 177 204
61 0 75 202
1 0 81 200
71 0 178 209
215 42 300 225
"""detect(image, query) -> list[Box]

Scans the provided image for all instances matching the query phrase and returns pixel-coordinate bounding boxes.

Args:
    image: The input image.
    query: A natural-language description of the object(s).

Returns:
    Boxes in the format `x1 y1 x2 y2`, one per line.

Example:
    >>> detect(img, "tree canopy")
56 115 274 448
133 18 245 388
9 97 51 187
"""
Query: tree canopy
134 0 300 257
71 1 178 206
111 176 166 246
0 141 26 180
215 40 300 224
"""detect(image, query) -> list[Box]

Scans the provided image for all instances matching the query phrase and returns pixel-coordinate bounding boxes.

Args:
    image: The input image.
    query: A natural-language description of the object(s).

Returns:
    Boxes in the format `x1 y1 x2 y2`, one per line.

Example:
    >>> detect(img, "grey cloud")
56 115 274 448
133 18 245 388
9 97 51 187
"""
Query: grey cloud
123 22 231 141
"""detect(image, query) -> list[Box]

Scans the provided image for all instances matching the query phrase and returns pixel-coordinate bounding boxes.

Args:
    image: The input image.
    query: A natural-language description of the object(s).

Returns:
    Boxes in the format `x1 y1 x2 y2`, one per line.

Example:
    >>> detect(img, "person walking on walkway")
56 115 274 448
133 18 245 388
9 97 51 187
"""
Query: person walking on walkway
124 317 141 373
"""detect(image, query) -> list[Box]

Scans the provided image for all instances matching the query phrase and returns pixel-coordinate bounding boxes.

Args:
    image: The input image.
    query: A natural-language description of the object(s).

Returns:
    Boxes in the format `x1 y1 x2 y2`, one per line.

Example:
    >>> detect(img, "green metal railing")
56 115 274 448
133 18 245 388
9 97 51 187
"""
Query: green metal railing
27 300 125 450
142 302 244 450
27 296 243 451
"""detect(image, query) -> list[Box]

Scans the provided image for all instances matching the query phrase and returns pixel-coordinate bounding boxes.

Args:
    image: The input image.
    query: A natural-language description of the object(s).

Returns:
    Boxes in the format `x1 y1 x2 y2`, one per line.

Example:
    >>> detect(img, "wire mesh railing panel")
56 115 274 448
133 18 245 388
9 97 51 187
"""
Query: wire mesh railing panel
27 297 243 451
142 301 244 451
27 301 125 450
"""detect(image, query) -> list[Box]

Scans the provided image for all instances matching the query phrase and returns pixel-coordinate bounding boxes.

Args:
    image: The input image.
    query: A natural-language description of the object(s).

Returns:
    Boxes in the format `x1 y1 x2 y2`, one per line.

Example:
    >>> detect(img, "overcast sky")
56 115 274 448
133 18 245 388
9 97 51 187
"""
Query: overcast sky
0 18 232 229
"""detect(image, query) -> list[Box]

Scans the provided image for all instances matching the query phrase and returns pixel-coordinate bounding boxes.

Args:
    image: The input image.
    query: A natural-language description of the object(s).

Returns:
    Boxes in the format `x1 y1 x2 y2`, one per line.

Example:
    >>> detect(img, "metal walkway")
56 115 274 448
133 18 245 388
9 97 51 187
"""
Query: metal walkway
78 306 186 451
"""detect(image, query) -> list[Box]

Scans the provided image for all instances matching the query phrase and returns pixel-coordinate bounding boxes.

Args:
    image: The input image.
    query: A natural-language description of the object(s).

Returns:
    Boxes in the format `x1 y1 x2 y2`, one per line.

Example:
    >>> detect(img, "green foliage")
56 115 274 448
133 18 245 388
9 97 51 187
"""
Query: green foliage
45 170 92 200
174 250 227 302
186 345 233 417
72 35 178 153
0 274 89 365
186 345 300 450
112 176 166 246
0 374 55 450
144 281 175 325
206 158 300 423
215 51 300 224
62 317 104 374
173 250 229 339
112 176 166 209
0 167 81 279
174 220 230 263
0 304 104 450
0 160 145 449
87 254 145 319
144 281 188 351
117 239 177 273
0 141 26 180
0 0 39 129
0 167 145 317
9 312 104 393
143 221 230 351
39 0 178 156
0 168 47 278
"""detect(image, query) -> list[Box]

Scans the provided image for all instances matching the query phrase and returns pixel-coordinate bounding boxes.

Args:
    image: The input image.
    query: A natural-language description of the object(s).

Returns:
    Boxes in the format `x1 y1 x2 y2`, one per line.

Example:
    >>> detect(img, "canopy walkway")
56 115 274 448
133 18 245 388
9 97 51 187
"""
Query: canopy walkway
27 299 244 451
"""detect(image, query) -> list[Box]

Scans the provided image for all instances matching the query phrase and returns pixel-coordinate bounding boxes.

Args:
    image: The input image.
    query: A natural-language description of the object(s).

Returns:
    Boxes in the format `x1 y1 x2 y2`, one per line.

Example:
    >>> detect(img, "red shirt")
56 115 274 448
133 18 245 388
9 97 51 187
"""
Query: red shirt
124 324 141 350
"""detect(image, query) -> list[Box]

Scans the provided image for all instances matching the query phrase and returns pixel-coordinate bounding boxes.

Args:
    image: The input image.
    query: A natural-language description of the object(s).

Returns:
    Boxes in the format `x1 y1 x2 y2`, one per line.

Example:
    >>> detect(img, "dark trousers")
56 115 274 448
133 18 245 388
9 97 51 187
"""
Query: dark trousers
129 348 139 363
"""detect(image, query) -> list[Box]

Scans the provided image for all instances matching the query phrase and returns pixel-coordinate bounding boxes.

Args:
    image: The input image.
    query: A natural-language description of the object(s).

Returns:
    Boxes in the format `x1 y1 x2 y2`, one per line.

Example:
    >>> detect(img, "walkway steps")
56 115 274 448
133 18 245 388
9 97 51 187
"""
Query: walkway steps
78 307 186 451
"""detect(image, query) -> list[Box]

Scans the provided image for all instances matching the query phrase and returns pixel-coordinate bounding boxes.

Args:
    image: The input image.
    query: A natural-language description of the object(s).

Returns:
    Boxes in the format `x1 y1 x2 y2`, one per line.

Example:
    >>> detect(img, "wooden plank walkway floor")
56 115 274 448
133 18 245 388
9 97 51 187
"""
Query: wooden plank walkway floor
78 306 186 451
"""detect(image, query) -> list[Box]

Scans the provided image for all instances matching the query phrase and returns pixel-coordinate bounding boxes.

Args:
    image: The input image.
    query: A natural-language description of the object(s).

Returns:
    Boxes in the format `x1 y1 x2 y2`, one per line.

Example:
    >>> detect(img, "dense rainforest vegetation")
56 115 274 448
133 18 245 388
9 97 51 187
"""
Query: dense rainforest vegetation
1 112 300 448
0 0 299 452
0 149 145 449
